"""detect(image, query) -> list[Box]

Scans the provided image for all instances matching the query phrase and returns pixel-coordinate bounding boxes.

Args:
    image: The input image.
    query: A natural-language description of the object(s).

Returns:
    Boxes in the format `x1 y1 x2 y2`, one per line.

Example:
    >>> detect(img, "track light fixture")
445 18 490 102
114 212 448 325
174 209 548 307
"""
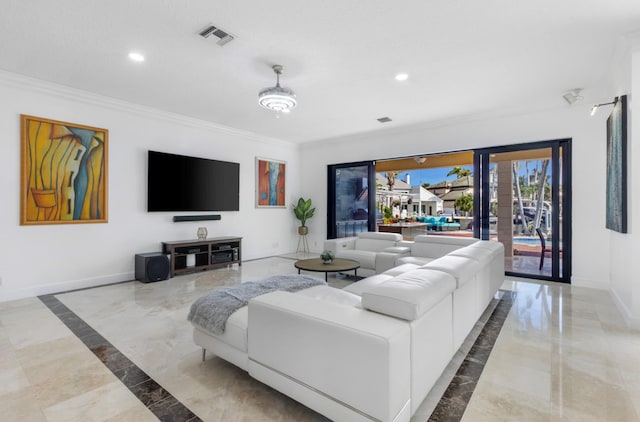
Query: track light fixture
590 98 619 116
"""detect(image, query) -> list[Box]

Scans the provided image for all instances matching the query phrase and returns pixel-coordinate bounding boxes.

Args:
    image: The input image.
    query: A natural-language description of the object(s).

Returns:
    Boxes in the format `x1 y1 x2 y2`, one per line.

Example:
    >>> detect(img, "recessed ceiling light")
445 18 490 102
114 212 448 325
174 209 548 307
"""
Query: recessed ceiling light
128 52 145 62
395 73 409 81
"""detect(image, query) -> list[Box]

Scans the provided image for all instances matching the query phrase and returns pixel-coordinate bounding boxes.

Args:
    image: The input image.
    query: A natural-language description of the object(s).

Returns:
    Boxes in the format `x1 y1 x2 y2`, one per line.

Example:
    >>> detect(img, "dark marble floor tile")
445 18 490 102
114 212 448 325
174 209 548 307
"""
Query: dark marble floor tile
39 294 69 313
129 379 173 407
148 396 202 422
38 294 202 420
114 365 151 388
57 312 98 338
428 396 467 422
428 290 516 422
93 347 136 373
82 332 111 349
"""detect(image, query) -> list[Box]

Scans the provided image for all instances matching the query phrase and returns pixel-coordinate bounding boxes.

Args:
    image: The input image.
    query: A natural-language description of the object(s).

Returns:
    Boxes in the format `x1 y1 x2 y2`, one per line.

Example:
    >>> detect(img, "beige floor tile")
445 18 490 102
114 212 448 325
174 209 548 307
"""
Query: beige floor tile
42 380 150 422
1 258 639 421
24 348 119 408
0 388 47 421
462 385 551 422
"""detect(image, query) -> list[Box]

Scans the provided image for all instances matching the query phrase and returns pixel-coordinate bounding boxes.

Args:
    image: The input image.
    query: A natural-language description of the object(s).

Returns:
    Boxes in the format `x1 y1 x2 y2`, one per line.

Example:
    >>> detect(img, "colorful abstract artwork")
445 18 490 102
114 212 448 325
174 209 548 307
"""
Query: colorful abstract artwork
605 95 627 233
21 115 108 225
256 157 286 207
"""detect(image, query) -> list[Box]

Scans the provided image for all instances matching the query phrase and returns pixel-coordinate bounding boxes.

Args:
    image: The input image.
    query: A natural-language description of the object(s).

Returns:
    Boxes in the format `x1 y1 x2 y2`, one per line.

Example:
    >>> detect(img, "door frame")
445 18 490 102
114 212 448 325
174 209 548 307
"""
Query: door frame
474 139 572 283
327 161 376 239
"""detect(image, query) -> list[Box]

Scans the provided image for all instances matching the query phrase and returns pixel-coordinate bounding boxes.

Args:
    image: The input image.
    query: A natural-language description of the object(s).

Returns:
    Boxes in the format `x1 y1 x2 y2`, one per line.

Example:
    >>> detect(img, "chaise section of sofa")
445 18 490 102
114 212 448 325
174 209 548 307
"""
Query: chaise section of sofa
248 288 412 422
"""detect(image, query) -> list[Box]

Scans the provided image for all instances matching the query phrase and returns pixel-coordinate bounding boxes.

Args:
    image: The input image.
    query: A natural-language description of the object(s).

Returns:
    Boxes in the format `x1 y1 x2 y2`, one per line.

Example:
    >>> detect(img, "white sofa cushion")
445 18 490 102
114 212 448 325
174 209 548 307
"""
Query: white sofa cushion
423 255 480 288
334 249 376 270
295 285 362 307
449 244 494 262
396 256 435 266
383 263 421 276
355 232 402 252
410 235 479 259
344 273 394 296
361 268 456 320
376 246 411 273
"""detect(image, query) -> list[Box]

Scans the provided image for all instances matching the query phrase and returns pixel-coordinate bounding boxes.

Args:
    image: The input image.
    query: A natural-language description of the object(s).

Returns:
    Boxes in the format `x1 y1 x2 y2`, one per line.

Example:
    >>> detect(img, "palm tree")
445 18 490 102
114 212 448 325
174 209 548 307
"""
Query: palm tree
533 160 550 230
447 166 472 179
385 171 398 191
513 162 531 235
384 171 399 212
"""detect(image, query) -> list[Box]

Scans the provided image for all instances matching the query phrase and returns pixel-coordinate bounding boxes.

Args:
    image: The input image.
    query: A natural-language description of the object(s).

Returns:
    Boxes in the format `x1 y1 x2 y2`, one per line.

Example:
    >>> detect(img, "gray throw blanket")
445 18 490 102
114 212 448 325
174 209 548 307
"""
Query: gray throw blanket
187 274 326 335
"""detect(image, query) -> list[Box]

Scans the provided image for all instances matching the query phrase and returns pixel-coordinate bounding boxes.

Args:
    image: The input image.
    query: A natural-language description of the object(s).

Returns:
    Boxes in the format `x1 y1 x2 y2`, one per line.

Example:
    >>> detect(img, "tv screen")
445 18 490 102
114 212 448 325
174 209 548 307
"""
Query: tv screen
147 150 240 212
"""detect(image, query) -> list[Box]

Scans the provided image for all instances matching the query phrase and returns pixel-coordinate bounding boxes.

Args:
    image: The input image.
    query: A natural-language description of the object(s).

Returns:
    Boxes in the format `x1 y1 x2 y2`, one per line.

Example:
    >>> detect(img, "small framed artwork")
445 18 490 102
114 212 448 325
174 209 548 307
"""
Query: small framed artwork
256 157 286 207
605 95 627 233
21 115 108 225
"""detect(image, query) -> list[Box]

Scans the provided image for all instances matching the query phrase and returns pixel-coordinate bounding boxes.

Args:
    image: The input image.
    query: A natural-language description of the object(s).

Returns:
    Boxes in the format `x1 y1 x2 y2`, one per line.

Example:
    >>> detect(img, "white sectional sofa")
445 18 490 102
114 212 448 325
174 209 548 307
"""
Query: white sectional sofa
190 235 504 422
322 231 410 276
396 235 479 266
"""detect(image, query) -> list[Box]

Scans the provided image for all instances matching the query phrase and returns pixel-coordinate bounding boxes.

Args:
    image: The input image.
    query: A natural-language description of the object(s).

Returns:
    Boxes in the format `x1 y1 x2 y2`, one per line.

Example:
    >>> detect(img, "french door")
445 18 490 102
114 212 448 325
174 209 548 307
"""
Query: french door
327 161 376 239
474 139 572 282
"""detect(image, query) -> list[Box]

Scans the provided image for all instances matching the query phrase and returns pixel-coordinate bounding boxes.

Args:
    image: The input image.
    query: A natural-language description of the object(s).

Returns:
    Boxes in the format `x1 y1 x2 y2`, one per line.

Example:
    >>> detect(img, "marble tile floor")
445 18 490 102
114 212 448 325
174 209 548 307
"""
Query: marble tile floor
0 257 639 421
505 255 556 278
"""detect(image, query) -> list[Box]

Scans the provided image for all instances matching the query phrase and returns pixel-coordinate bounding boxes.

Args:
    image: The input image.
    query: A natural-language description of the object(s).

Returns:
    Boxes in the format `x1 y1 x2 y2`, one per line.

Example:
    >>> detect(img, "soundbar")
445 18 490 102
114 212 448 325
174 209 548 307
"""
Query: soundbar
173 215 221 222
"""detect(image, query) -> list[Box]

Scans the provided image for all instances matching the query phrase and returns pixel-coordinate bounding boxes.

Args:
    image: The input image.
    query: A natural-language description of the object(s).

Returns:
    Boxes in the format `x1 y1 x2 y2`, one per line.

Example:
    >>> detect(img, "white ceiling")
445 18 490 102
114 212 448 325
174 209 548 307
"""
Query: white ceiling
1 1 639 143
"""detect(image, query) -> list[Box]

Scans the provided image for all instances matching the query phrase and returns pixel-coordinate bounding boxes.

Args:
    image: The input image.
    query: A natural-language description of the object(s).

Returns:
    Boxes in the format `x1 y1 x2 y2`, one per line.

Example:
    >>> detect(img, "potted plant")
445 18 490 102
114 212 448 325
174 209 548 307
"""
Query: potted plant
320 250 334 264
293 197 316 235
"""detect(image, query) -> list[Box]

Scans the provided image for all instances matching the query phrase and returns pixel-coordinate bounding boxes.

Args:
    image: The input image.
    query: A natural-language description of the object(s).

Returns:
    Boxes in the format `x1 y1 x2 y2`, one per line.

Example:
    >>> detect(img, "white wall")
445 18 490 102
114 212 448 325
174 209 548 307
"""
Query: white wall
609 34 640 329
300 103 612 290
0 72 302 301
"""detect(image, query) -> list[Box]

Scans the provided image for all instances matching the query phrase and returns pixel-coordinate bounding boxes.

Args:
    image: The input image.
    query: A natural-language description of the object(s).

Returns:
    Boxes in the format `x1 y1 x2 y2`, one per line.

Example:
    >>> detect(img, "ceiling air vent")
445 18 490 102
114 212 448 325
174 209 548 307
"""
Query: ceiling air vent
377 117 392 123
199 24 235 46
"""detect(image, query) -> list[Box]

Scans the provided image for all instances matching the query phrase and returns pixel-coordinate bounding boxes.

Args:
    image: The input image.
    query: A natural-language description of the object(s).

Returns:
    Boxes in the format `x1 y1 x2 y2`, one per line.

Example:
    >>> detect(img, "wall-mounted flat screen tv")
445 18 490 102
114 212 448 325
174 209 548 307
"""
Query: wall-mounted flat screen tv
147 150 240 212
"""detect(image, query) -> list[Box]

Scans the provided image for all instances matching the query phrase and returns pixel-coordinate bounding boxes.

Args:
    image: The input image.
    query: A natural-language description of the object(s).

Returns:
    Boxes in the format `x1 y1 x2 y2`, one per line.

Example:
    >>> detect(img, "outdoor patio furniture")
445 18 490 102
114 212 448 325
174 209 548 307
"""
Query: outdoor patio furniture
536 228 549 270
434 216 461 231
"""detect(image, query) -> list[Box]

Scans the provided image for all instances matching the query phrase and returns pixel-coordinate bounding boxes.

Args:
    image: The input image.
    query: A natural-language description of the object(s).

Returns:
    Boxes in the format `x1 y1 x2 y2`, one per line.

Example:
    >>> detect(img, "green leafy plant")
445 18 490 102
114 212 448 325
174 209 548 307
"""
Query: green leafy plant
293 197 316 227
320 250 334 261
454 194 473 215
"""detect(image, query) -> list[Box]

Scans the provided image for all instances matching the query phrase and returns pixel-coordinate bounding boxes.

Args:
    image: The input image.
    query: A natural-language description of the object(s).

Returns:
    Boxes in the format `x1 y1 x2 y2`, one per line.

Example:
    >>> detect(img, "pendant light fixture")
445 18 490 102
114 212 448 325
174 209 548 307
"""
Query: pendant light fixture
258 65 297 114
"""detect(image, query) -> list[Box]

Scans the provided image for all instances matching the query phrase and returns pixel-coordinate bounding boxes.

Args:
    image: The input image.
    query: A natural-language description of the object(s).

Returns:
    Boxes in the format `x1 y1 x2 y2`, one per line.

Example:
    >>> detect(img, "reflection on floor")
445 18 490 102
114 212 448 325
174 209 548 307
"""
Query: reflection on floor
506 254 554 277
0 258 638 421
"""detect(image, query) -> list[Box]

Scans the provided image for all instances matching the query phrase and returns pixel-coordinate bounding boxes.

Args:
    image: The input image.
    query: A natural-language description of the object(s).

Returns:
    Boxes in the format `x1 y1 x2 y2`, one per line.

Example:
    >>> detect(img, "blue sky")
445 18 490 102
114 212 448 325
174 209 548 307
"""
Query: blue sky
390 160 550 187
397 166 473 186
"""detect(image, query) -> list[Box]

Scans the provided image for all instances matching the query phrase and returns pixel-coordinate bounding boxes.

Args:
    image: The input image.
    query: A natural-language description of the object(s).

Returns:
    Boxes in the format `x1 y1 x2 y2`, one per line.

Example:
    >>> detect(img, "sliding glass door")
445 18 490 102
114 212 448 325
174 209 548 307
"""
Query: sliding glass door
474 140 571 282
327 161 376 239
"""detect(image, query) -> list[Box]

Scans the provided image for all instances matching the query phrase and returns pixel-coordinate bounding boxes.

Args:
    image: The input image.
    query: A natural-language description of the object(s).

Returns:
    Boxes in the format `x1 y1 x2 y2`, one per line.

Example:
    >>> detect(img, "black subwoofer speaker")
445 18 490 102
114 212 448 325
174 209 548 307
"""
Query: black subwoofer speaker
135 252 170 283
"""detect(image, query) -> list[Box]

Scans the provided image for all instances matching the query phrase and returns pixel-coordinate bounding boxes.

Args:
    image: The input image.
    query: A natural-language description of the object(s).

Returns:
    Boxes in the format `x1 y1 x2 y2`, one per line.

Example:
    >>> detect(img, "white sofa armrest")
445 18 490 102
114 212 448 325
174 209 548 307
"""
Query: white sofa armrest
323 237 356 255
248 291 410 422
397 240 414 249
376 246 411 273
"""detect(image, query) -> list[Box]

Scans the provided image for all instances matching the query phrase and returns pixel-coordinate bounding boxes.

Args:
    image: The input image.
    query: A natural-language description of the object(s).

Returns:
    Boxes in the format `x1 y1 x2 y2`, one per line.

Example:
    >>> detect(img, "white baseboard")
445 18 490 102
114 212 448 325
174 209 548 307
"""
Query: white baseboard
0 272 134 303
609 287 640 330
570 276 609 290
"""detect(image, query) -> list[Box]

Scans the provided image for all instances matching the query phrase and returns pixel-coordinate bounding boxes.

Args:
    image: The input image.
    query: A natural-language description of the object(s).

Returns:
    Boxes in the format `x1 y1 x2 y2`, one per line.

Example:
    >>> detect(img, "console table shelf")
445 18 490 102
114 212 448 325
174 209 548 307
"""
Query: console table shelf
162 236 242 277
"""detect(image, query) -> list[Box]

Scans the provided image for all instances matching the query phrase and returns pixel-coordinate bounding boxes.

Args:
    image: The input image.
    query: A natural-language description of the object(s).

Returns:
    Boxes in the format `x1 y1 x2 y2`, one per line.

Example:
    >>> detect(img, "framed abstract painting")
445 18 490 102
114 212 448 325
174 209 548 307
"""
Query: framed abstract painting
605 95 627 233
20 115 108 225
256 157 286 207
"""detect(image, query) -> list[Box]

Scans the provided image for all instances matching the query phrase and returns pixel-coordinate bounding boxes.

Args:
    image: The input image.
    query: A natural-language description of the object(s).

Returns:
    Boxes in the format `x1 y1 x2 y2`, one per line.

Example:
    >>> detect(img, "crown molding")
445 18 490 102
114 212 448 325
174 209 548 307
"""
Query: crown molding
0 69 294 148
